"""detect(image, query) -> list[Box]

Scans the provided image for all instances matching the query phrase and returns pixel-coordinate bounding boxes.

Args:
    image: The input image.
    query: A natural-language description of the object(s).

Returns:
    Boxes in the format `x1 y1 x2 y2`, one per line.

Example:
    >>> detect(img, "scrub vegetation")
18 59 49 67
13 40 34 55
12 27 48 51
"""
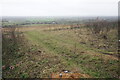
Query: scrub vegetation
2 16 119 78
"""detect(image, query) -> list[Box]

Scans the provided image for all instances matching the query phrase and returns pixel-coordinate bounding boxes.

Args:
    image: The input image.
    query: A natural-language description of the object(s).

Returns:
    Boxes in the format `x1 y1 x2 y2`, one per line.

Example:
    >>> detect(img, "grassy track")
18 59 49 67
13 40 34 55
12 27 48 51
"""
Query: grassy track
2 26 119 78
23 27 119 78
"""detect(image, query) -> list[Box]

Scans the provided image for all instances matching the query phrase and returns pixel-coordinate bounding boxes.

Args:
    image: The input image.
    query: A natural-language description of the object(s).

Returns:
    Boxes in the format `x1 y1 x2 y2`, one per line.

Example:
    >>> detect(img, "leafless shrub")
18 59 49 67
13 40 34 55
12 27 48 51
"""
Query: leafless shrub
85 19 117 38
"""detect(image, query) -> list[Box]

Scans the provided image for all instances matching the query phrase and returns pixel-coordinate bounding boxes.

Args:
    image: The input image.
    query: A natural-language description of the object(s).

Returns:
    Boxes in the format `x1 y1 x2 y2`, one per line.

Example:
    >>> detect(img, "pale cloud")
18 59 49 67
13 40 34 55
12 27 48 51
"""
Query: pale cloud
0 0 119 16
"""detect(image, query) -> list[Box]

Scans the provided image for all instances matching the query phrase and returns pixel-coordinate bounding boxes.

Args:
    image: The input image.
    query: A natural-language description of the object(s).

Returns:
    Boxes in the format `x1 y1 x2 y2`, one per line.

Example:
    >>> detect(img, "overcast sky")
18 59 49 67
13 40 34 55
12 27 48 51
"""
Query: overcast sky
0 0 119 16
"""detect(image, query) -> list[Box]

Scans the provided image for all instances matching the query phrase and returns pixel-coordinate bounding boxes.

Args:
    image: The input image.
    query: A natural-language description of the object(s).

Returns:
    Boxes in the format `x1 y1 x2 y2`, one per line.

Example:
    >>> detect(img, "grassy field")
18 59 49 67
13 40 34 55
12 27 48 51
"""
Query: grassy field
2 23 119 78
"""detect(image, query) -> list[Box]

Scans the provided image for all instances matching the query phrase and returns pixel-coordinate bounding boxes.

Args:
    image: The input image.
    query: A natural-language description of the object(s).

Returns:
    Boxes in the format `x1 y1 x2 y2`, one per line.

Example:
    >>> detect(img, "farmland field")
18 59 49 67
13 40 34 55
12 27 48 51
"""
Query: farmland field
2 17 119 78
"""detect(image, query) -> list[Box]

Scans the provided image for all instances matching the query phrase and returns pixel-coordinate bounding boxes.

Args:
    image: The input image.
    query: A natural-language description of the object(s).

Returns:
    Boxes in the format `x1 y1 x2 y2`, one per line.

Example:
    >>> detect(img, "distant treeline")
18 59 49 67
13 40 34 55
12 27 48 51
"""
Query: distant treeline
2 17 117 28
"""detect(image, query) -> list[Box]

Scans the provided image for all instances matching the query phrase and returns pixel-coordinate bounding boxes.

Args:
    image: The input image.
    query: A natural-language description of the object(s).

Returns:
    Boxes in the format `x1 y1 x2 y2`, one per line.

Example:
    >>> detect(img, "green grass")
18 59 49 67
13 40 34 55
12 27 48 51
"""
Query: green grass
2 26 119 78
24 29 119 78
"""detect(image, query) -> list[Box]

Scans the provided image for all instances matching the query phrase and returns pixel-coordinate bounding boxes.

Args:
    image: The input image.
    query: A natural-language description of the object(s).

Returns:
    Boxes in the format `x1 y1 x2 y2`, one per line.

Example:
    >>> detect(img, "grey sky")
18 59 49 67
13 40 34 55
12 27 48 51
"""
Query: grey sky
0 0 119 16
